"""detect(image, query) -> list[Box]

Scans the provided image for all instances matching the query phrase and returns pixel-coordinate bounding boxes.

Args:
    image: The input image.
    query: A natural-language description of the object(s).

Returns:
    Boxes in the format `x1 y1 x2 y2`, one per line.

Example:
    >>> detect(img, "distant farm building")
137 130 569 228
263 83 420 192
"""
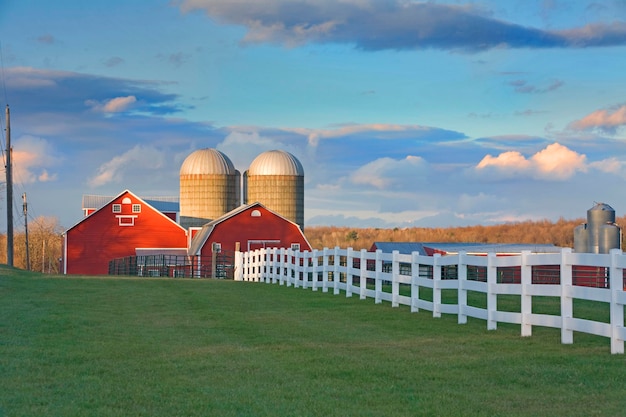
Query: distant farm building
369 241 613 288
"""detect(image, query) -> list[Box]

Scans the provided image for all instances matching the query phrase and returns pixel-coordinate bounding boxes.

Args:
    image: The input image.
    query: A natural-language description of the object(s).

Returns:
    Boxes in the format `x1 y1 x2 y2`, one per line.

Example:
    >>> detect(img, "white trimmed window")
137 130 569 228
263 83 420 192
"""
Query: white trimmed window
132 204 141 213
116 215 137 226
291 243 300 251
112 204 121 213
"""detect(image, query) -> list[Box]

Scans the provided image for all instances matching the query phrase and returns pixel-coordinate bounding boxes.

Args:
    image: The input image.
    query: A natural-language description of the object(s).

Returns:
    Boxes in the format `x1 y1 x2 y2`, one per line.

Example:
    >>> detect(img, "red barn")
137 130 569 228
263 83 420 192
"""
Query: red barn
188 202 311 257
63 190 188 275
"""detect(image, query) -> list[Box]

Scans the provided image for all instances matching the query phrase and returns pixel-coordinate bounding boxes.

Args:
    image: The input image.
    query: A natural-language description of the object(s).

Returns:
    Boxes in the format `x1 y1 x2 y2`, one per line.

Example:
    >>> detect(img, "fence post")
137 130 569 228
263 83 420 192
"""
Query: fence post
375 249 383 304
248 251 254 282
609 249 624 354
457 251 467 324
250 250 259 282
433 253 442 318
520 250 532 337
411 251 420 313
279 248 286 286
360 249 367 300
322 247 330 293
234 250 243 281
392 250 400 307
311 249 319 291
265 248 272 283
487 252 497 330
260 248 267 283
294 249 301 289
301 250 309 290
243 251 249 282
268 248 276 284
561 248 574 344
333 246 340 295
346 248 353 298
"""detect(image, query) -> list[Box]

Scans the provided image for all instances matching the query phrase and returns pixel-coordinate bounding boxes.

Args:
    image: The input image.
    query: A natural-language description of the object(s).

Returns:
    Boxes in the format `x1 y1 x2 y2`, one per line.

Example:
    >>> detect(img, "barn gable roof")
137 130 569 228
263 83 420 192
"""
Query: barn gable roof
65 189 186 235
371 241 562 255
370 242 429 255
188 202 309 256
82 194 179 213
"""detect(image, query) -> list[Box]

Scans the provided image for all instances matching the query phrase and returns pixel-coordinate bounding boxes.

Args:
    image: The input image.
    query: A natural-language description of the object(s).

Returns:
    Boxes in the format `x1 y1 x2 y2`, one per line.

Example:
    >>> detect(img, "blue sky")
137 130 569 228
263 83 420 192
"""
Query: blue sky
2 0 626 230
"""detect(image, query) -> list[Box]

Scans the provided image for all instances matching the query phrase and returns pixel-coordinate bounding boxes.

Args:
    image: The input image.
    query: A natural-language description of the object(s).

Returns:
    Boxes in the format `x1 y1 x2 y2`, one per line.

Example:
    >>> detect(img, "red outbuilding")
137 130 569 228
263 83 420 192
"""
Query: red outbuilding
63 190 188 275
188 202 311 257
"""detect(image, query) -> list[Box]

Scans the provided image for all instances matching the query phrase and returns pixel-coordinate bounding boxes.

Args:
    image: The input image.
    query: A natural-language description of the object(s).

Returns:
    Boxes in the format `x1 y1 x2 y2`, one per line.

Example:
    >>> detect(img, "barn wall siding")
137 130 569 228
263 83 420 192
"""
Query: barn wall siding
65 191 187 275
199 205 311 257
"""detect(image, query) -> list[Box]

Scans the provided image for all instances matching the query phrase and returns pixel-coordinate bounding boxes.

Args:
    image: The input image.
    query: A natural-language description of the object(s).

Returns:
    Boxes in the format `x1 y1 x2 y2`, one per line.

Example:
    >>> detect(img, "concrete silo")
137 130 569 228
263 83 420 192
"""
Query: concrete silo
573 202 621 253
244 150 304 229
179 148 240 228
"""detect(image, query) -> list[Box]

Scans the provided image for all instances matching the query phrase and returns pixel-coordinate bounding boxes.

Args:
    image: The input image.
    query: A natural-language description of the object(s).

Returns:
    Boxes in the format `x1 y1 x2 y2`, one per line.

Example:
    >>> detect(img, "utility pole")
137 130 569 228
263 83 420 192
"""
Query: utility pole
5 105 13 267
23 192 30 271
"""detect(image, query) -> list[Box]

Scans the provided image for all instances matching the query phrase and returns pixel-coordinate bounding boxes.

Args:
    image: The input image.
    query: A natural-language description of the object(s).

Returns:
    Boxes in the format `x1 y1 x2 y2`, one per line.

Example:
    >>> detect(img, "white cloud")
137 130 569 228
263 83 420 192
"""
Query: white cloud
530 143 587 179
218 129 305 172
88 145 166 187
289 124 436 148
350 155 428 189
5 67 60 88
475 142 586 180
569 104 626 133
218 130 285 170
85 95 137 113
12 135 61 184
476 150 531 174
456 192 507 212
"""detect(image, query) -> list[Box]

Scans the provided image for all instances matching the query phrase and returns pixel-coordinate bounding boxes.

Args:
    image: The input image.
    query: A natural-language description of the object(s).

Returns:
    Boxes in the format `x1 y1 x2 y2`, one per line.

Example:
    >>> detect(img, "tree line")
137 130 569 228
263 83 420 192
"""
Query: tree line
0 216 64 273
303 216 615 252
2 215 625 274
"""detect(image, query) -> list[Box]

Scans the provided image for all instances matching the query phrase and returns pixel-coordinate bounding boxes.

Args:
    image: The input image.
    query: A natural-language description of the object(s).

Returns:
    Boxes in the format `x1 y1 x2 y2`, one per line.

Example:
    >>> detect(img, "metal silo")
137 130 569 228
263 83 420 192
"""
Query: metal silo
574 202 621 254
573 223 588 253
599 222 621 254
245 150 304 229
587 203 616 254
179 148 240 228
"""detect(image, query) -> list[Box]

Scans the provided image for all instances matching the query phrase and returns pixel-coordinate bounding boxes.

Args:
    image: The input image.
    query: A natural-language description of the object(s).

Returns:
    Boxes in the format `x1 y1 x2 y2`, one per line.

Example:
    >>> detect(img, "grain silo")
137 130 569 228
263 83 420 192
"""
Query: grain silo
179 148 240 228
244 150 304 229
573 202 621 253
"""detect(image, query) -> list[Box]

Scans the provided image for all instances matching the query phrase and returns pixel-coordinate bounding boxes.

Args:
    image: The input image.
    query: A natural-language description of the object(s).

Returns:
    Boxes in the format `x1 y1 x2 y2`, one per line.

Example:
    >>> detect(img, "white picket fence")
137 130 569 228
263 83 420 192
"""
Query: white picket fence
234 246 626 354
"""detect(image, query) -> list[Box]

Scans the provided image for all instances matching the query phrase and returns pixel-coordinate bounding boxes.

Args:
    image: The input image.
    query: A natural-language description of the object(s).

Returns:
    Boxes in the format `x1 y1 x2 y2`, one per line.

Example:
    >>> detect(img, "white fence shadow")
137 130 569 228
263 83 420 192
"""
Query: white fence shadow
234 247 626 354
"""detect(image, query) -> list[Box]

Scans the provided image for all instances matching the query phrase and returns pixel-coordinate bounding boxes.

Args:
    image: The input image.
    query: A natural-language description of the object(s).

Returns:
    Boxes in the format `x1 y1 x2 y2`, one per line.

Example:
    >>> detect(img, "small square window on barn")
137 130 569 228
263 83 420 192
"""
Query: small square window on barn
291 243 300 251
112 204 121 213
132 204 141 213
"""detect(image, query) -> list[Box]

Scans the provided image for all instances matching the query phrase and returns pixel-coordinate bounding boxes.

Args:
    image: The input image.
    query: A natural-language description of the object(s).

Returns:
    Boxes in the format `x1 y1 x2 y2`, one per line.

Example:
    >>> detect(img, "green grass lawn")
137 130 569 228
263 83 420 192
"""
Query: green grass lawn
1 267 625 417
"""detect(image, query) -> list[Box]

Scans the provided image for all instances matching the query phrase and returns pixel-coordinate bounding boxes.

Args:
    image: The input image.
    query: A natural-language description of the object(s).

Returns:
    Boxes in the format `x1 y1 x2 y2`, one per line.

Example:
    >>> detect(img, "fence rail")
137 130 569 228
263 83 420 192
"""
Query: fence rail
234 247 626 354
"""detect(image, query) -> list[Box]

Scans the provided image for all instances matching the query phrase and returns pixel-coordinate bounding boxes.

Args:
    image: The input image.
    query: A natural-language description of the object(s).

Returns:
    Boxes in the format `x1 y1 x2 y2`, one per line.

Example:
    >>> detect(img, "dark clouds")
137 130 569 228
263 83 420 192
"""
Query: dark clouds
177 0 626 51
5 67 182 115
507 79 564 94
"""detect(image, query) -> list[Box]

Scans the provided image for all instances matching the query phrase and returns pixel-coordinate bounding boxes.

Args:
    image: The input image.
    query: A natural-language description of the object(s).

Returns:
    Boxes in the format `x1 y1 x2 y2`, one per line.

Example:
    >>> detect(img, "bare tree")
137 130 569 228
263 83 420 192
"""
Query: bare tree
3 216 64 273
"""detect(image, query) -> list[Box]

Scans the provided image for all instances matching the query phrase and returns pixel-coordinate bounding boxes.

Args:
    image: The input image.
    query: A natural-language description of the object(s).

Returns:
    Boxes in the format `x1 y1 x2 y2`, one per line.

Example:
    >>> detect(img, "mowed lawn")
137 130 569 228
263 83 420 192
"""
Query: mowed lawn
1 267 625 417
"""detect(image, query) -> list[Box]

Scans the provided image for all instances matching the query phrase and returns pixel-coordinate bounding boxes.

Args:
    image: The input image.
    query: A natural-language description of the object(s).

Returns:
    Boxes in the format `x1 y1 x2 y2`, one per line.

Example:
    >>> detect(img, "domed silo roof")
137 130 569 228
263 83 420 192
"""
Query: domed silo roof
248 150 304 176
245 150 304 229
180 148 240 228
180 148 236 176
